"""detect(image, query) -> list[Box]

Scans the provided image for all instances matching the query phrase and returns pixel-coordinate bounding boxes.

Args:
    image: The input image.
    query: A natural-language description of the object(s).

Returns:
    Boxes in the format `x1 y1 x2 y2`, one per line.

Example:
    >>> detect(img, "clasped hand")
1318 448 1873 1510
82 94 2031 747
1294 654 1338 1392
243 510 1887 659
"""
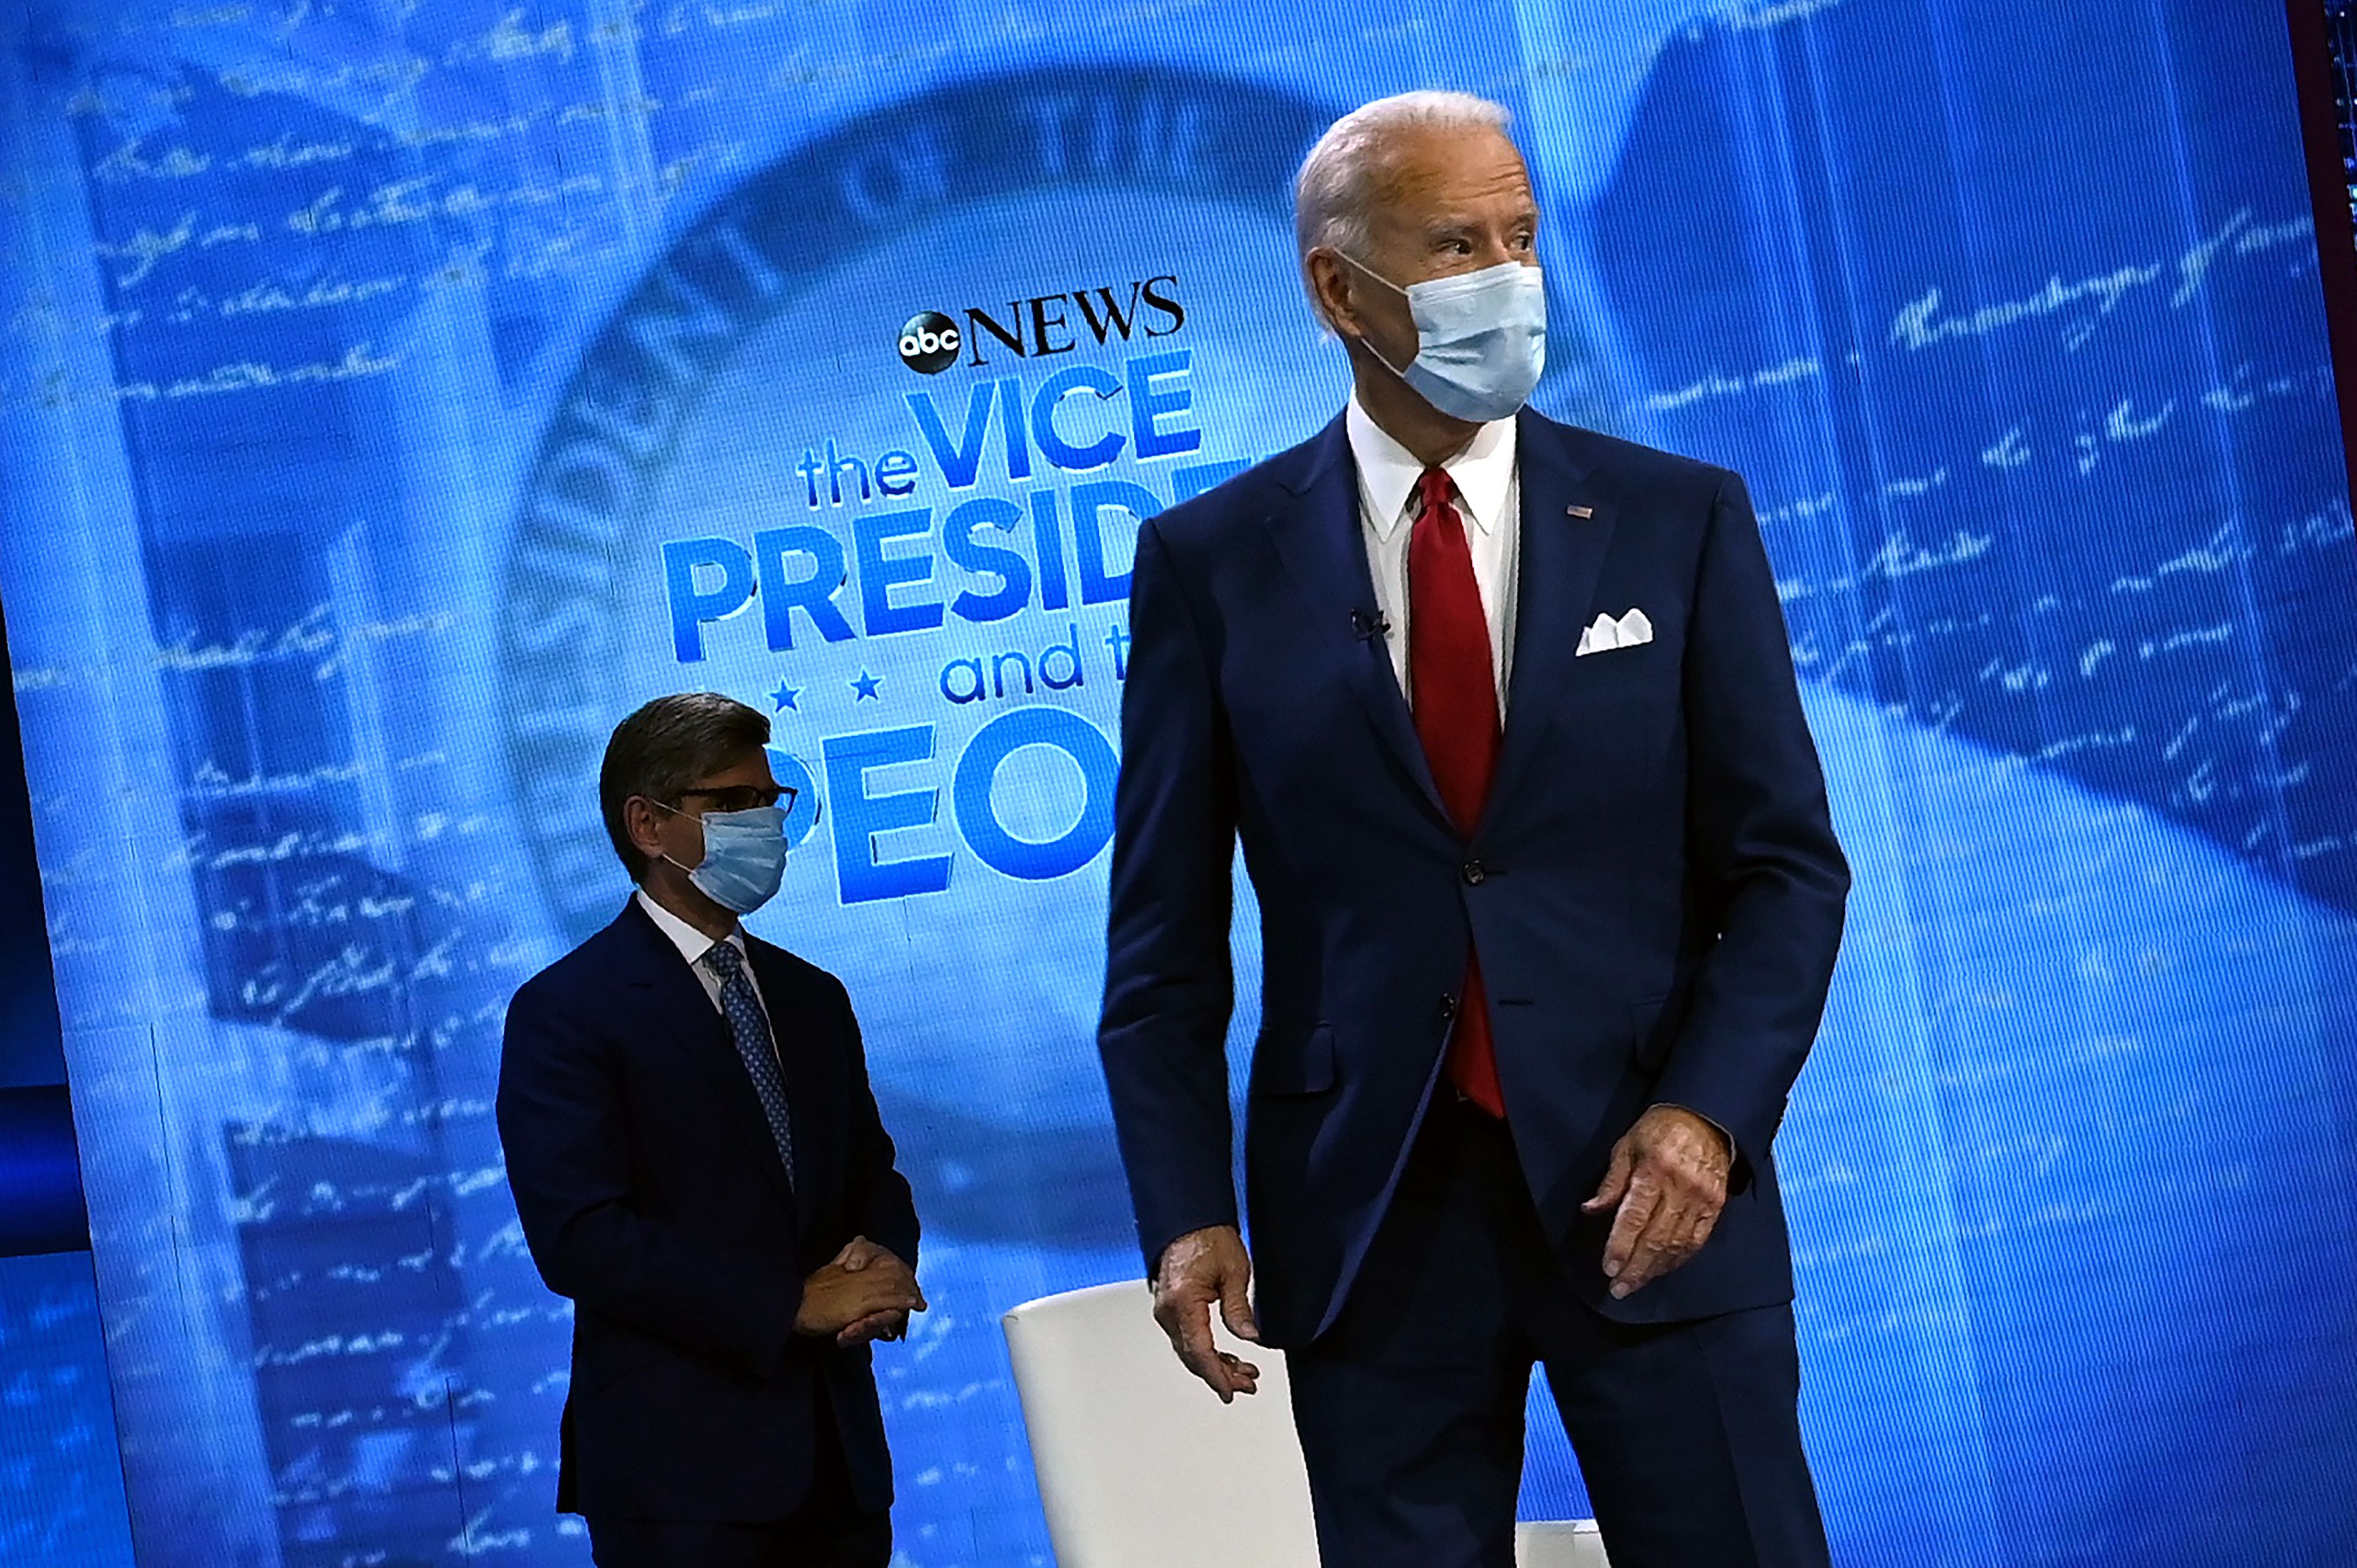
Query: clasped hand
794 1236 926 1348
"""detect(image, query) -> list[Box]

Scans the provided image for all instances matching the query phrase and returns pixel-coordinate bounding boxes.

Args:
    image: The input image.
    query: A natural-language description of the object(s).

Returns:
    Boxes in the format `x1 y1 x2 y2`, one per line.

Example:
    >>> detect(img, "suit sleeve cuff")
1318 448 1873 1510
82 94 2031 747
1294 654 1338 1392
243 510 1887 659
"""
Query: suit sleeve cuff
747 1275 803 1379
1648 1097 1763 1196
1141 1206 1240 1282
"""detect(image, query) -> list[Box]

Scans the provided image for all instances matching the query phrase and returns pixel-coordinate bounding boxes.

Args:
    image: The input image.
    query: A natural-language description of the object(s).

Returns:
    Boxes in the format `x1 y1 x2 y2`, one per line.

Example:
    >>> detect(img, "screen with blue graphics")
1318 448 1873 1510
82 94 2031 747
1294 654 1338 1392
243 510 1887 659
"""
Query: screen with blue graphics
4 2 2356 1564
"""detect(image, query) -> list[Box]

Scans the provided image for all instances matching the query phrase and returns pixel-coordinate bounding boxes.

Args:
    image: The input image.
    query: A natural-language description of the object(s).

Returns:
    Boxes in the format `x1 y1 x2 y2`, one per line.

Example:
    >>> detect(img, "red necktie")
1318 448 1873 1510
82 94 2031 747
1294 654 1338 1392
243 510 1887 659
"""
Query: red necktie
1408 467 1507 1118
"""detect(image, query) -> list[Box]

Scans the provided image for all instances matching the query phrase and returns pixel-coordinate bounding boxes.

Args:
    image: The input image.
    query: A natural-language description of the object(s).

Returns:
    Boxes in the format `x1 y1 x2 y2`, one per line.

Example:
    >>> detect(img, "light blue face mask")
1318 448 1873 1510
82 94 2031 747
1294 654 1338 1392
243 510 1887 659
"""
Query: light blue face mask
656 800 790 915
1341 255 1548 423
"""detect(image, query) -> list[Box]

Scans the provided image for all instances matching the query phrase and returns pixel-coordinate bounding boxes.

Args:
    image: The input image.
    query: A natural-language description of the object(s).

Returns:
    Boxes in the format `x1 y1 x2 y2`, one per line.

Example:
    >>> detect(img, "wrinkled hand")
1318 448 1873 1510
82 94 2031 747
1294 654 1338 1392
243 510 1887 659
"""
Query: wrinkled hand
830 1237 923 1348
1152 1224 1261 1402
795 1236 926 1345
1582 1106 1732 1299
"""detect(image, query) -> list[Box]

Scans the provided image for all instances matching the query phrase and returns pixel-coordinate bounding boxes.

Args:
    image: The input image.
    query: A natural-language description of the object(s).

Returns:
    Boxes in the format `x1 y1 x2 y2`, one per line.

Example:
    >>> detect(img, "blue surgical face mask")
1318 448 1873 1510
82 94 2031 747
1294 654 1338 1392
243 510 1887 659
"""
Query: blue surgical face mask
1340 255 1547 423
655 800 790 915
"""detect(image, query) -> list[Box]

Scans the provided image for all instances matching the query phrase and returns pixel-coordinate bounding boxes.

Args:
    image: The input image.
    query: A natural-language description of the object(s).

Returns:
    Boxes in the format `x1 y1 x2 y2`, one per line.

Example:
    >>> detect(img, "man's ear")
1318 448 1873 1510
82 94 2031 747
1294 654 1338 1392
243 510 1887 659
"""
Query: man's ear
623 795 667 864
1305 249 1362 340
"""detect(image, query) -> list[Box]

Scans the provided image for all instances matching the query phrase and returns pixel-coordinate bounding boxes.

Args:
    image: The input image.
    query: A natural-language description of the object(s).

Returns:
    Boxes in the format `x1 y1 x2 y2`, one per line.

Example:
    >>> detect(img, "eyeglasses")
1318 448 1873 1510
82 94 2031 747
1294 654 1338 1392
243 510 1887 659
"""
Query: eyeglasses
674 783 798 814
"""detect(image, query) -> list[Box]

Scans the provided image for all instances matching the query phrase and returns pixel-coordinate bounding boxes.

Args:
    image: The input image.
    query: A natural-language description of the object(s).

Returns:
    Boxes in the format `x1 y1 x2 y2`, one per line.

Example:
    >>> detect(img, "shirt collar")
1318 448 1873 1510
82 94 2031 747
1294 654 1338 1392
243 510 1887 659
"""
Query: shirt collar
634 886 744 969
1345 391 1518 543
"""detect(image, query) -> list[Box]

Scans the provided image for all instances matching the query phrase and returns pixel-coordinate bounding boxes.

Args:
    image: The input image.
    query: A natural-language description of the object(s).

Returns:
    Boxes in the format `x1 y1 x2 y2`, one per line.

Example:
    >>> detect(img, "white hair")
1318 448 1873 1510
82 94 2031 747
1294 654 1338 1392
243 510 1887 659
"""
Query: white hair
1293 91 1514 325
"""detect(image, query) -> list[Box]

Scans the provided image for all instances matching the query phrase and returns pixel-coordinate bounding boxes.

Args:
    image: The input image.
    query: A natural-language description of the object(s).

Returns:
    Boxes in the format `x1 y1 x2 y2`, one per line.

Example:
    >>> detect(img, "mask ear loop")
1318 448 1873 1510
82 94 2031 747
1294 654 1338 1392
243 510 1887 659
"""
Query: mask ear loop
1330 250 1419 382
639 795 710 880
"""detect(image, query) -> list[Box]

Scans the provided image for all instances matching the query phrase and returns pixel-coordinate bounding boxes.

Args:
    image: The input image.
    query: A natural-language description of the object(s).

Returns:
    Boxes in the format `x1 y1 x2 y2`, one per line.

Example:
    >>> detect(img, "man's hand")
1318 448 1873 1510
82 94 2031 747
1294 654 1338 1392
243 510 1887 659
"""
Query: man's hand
795 1236 926 1345
1582 1105 1732 1299
829 1236 920 1347
1152 1224 1261 1402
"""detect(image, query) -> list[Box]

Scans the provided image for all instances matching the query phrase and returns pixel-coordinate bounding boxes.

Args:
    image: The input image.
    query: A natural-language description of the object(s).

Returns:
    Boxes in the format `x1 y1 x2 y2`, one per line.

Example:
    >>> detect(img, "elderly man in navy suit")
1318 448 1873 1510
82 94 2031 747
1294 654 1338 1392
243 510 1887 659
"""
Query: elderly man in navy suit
1099 92 1850 1567
500 693 925 1568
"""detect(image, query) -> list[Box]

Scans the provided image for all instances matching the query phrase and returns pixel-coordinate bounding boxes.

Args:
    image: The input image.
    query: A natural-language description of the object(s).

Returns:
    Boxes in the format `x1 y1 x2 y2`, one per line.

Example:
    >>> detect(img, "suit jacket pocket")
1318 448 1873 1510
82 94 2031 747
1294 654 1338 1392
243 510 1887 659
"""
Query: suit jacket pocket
1630 991 1688 1074
1253 1023 1336 1097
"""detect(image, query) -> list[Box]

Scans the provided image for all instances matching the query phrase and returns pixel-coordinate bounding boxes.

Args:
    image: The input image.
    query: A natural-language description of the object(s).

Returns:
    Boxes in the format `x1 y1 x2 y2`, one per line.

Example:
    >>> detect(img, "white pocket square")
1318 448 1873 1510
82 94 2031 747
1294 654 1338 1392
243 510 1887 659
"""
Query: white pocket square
1575 608 1653 657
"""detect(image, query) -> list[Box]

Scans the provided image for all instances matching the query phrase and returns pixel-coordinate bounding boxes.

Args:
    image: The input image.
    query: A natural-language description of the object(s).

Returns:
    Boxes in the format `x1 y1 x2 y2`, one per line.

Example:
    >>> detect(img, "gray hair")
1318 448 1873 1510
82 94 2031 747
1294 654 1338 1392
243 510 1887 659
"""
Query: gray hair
1293 91 1514 325
598 691 771 876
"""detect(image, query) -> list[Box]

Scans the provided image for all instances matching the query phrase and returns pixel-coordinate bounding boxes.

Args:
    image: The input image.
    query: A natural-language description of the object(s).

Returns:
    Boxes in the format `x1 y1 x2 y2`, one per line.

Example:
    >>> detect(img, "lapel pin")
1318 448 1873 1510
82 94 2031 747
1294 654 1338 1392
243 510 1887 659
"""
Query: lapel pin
1566 504 1594 519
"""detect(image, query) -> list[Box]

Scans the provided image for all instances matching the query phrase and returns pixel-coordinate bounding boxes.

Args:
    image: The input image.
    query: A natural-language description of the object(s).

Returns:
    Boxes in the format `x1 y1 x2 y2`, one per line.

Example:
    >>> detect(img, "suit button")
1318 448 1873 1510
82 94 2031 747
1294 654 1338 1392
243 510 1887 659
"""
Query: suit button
1461 859 1487 885
1438 994 1457 1020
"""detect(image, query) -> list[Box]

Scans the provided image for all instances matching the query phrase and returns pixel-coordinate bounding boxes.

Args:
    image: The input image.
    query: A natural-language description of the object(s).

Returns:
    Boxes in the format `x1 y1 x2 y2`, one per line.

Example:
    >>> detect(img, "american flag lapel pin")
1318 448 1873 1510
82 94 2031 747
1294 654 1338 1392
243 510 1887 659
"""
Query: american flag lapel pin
1566 504 1595 519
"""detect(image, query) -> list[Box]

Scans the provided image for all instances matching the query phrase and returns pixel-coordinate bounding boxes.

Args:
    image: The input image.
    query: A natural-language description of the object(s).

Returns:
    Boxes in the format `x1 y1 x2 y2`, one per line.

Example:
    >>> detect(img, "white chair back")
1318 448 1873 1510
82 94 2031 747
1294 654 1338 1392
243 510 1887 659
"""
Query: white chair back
1003 1279 1321 1568
1517 1519 1613 1567
1001 1279 1610 1567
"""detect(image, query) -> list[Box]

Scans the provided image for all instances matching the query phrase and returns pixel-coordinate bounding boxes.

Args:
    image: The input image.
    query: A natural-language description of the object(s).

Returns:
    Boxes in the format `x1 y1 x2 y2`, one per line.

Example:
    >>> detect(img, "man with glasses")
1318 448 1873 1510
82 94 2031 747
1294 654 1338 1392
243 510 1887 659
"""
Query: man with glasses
499 692 924 1568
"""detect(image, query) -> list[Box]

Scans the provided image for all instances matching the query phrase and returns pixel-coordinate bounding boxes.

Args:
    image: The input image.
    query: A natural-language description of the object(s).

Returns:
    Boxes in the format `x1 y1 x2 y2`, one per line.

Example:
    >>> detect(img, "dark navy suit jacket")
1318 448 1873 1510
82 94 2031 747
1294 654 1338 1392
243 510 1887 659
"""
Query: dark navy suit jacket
1100 408 1848 1346
497 899 919 1520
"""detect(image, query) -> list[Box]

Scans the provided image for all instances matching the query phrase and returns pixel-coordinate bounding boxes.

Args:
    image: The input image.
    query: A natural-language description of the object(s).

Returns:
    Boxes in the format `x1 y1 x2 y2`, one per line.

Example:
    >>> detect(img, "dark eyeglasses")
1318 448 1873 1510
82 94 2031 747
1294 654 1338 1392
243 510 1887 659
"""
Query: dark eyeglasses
673 783 798 815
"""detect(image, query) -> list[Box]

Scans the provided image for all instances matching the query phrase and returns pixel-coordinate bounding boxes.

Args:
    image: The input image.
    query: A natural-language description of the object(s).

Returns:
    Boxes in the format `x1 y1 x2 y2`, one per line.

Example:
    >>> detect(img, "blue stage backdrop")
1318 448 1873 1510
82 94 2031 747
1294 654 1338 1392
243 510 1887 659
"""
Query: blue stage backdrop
4 2 2356 1564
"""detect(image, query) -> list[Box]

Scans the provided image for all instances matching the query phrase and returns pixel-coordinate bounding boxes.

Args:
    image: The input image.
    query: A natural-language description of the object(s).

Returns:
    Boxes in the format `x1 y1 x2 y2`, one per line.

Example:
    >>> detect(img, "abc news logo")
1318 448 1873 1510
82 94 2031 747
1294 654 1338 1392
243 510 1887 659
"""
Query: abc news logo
897 276 1186 374
898 312 963 373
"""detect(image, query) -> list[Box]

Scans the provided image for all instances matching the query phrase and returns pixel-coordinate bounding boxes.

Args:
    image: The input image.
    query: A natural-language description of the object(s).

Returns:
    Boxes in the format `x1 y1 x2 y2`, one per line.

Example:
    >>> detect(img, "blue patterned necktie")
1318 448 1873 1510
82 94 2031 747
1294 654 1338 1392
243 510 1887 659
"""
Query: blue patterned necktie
701 939 795 1187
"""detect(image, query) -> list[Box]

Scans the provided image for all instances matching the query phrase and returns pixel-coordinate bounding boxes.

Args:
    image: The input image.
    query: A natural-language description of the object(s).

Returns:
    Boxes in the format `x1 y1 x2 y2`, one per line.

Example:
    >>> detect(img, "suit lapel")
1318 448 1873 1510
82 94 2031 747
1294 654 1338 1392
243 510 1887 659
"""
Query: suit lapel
1486 414 1621 832
1266 417 1453 829
615 901 797 1210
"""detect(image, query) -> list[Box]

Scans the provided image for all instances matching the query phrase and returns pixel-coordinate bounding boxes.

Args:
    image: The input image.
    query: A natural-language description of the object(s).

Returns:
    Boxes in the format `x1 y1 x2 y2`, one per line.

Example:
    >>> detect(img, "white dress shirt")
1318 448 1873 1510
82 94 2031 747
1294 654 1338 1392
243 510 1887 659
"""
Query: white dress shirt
1345 392 1523 717
634 887 774 1027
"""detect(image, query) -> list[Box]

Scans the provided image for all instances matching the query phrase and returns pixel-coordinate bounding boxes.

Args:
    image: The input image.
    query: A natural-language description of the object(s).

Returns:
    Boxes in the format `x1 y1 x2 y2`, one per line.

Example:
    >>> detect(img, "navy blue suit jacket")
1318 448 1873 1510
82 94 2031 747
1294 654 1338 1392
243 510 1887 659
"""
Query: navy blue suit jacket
497 899 918 1520
1100 408 1848 1346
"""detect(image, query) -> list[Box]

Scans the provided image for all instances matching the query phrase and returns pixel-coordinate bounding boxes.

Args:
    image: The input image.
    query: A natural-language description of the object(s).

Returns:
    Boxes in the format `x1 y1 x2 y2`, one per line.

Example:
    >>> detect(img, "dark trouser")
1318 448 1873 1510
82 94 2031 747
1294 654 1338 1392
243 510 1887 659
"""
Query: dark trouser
1287 1094 1833 1568
586 1389 890 1568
